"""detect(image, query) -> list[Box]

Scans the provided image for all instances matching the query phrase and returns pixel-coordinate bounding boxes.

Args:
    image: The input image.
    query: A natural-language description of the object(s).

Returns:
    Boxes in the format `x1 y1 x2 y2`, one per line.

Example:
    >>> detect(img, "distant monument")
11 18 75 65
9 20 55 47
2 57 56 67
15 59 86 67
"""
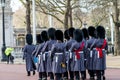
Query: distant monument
0 0 14 56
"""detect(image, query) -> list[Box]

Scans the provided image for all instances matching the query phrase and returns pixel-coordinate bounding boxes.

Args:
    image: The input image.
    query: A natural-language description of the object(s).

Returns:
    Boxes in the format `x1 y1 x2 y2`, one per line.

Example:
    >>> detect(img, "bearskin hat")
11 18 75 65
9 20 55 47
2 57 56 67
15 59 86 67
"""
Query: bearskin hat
73 29 83 42
36 34 43 44
64 29 70 40
48 28 56 40
88 26 96 37
41 31 49 42
26 34 33 45
55 30 63 42
82 28 89 40
68 27 75 37
96 25 105 39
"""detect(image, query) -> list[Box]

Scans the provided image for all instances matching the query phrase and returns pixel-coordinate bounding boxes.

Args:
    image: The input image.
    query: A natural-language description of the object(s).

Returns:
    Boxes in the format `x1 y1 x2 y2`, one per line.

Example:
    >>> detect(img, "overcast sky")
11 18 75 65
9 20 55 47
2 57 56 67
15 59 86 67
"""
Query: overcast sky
10 0 22 12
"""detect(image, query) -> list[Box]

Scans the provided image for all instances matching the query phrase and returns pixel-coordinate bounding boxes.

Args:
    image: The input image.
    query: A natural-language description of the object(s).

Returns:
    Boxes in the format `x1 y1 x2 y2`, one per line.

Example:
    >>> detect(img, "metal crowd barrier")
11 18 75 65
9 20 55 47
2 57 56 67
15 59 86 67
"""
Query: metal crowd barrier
11 46 23 58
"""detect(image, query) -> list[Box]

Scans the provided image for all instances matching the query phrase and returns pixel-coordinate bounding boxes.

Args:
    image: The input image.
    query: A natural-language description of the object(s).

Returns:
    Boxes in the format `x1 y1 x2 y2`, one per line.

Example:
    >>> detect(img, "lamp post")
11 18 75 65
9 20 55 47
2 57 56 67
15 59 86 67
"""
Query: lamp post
32 0 36 44
0 0 6 61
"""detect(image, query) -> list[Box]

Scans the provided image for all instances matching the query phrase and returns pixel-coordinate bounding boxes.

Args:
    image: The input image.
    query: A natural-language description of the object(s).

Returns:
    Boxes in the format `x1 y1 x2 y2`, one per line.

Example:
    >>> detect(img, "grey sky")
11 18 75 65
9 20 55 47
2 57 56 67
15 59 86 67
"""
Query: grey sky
10 0 22 12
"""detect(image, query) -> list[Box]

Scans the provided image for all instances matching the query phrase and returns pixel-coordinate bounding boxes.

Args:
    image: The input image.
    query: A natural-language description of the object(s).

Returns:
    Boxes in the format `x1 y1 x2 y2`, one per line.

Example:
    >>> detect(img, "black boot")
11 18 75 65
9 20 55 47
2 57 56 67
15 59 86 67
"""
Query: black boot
38 78 42 80
96 71 101 80
75 71 80 80
103 76 106 80
27 71 31 76
49 72 54 80
33 71 35 75
69 71 74 80
63 72 68 80
90 77 95 80
39 72 42 79
81 71 86 80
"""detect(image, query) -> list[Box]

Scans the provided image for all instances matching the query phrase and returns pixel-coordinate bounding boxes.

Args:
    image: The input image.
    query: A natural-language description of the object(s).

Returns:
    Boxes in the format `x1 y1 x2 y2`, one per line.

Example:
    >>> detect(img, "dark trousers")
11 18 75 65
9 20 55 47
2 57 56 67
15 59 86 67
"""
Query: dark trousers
7 54 14 64
81 71 86 80
39 72 42 79
101 70 105 80
48 72 54 79
55 73 62 80
63 71 68 79
88 70 95 78
96 70 101 80
69 71 74 80
27 71 35 76
39 72 47 79
43 72 47 79
74 71 80 80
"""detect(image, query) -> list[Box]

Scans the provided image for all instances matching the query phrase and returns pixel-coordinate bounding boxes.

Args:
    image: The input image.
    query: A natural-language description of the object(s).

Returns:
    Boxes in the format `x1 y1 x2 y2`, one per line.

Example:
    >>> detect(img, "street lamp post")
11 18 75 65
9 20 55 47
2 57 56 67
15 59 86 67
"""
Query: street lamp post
0 0 6 61
32 0 36 45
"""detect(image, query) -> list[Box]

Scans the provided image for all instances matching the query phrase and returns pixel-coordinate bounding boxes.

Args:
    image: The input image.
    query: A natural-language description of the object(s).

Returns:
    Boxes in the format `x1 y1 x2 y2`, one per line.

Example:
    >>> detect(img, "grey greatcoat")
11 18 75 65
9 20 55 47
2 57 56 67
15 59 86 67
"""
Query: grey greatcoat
94 39 107 70
23 44 36 71
86 37 97 70
51 41 66 73
41 40 56 73
35 42 46 72
65 38 76 71
69 41 86 71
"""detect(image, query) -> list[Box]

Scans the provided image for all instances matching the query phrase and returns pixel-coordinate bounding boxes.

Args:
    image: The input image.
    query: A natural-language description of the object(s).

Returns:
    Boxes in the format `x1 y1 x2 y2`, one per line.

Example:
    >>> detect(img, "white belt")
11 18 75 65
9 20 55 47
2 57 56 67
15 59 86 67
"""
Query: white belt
97 51 99 58
70 52 72 59
78 51 83 53
55 53 63 62
89 48 105 50
90 51 93 58
43 54 46 61
48 51 51 56
74 51 83 61
65 51 69 54
38 55 41 64
55 53 63 55
88 48 96 50
102 49 105 50
55 56 58 62
48 51 51 53
44 52 49 54
97 49 105 58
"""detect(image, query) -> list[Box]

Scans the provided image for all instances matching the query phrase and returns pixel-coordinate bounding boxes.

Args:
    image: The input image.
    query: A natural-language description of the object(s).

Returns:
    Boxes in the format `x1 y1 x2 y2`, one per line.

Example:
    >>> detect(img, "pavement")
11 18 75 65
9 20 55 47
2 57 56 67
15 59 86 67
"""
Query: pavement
106 54 120 68
0 54 120 80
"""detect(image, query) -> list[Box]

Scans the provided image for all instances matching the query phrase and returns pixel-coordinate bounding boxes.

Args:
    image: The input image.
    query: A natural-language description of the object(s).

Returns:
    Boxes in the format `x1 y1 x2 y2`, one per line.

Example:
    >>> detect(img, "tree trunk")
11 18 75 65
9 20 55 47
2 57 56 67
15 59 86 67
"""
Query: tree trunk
113 0 120 55
64 11 69 29
64 0 71 29
26 0 31 34
69 4 73 28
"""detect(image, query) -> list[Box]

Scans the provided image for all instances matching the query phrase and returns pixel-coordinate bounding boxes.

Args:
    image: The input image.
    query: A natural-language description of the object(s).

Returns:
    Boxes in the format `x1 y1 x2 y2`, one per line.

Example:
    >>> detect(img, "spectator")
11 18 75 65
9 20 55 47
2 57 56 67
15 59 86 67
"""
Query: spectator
5 47 14 64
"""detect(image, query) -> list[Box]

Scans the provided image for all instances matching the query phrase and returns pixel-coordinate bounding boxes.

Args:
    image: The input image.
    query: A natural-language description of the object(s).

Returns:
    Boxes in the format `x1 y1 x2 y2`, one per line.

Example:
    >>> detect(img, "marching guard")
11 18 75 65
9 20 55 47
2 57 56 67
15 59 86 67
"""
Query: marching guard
23 26 108 80
34 31 49 80
51 30 66 80
94 26 108 80
41 28 56 80
82 28 89 79
69 29 86 80
23 34 36 76
65 27 76 80
63 29 70 80
86 26 96 80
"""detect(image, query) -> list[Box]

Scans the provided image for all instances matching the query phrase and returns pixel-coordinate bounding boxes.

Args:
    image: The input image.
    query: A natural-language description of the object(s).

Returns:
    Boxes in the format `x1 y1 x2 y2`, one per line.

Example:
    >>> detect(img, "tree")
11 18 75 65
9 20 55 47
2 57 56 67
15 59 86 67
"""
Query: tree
19 0 84 29
36 0 81 29
112 0 120 55
82 0 120 55
26 0 31 34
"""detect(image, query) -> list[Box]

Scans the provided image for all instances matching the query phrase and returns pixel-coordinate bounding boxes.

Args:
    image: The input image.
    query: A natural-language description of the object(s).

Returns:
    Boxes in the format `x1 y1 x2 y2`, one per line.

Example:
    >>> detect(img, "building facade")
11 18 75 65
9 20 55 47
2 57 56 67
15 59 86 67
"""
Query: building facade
0 0 14 56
